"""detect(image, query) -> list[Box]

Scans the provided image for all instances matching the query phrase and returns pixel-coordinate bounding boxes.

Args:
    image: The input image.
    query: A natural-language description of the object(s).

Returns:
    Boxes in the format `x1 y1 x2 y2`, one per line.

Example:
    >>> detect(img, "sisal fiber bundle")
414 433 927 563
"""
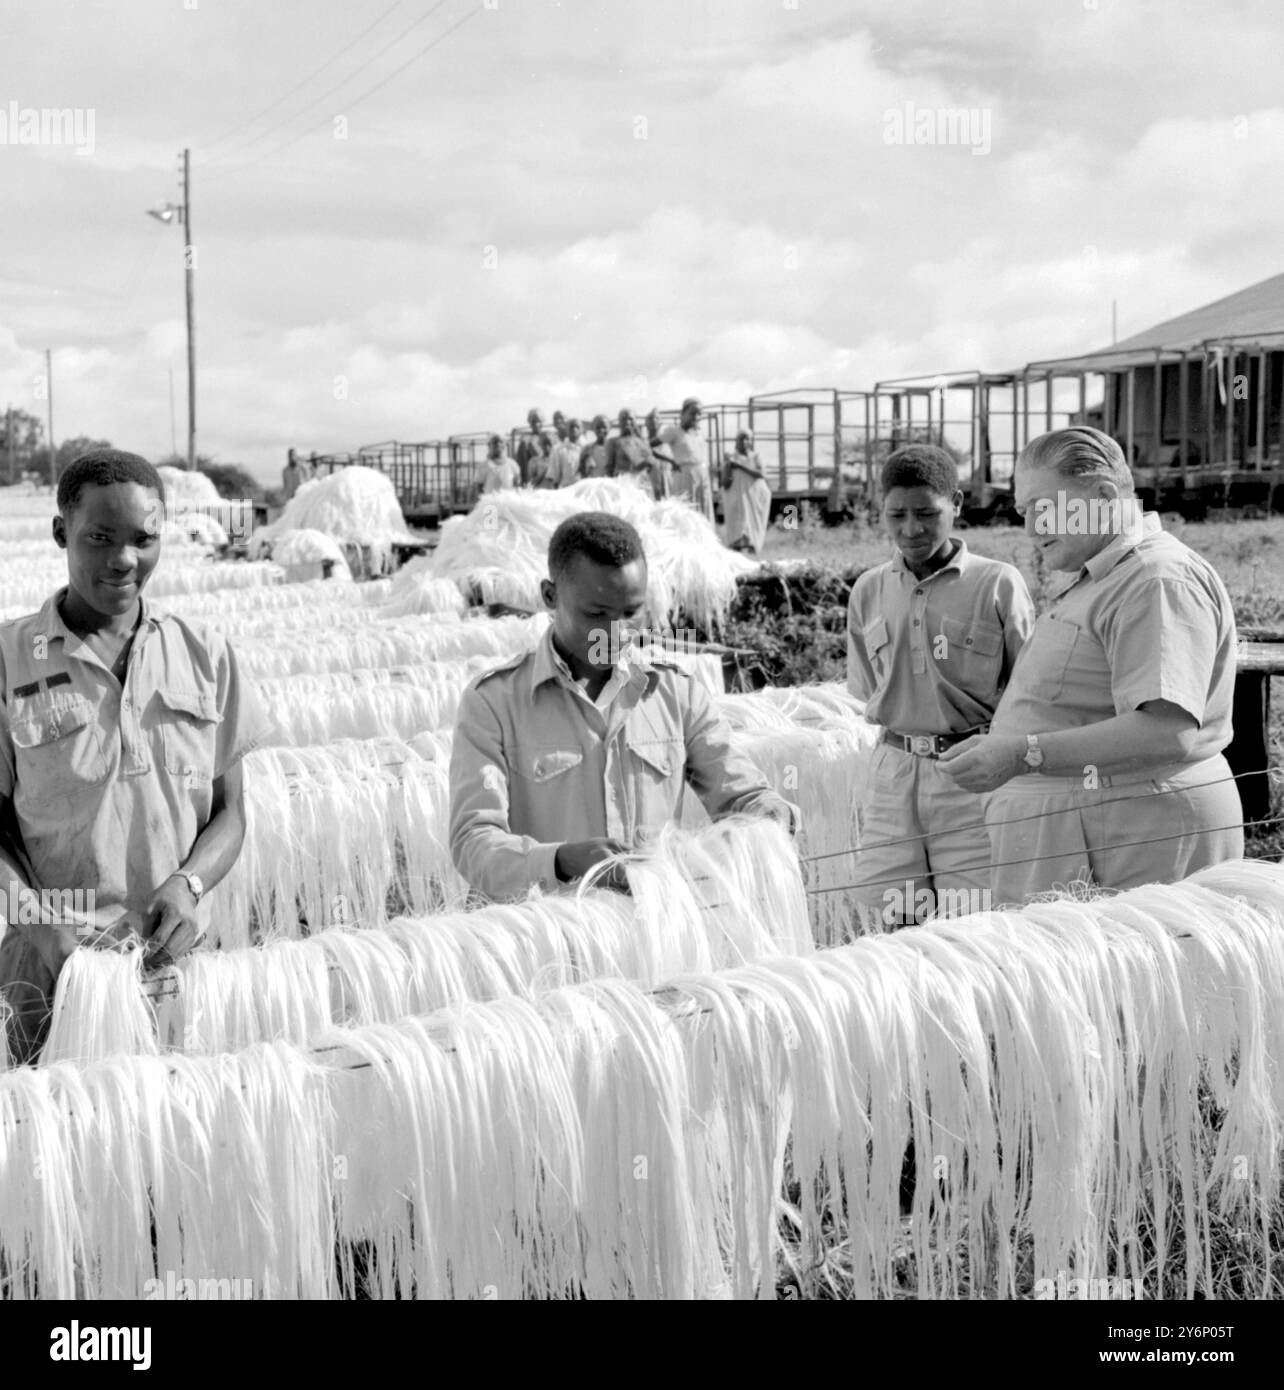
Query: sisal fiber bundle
41 946 159 1066
233 613 548 679
0 1042 335 1298
249 467 412 574
430 478 756 632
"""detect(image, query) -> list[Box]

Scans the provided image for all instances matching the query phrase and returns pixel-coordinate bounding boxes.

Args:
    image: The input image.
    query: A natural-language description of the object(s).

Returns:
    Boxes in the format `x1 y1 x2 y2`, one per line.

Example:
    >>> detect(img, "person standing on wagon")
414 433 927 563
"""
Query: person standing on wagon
846 445 1035 929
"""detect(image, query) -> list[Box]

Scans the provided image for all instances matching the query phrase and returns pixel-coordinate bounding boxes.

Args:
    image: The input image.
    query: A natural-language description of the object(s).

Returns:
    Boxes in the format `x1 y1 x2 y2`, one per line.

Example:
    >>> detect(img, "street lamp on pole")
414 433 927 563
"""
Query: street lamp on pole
145 147 196 470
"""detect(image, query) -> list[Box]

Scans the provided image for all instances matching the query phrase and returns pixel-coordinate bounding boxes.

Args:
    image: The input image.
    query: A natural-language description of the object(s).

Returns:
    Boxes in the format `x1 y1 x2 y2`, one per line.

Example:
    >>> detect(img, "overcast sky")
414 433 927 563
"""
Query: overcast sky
1 0 1281 485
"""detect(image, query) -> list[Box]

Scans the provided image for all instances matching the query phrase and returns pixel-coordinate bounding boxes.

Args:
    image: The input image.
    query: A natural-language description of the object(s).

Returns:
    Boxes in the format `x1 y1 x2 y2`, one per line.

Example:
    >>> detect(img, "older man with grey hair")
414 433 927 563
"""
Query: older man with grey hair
939 426 1242 904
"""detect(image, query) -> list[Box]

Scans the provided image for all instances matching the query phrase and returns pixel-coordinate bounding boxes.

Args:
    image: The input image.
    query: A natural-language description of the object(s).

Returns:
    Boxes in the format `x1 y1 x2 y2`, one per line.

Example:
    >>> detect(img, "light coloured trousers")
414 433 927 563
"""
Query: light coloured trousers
853 741 995 926
984 754 1244 906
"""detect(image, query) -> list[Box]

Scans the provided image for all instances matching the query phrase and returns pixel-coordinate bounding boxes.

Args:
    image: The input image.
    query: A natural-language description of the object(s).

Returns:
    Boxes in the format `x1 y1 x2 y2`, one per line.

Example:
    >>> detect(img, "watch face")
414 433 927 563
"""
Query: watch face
187 874 204 899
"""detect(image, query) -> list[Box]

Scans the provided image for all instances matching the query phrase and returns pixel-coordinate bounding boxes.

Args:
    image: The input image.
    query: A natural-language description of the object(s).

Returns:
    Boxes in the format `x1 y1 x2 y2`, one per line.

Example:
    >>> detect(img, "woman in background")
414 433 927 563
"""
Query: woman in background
721 429 771 555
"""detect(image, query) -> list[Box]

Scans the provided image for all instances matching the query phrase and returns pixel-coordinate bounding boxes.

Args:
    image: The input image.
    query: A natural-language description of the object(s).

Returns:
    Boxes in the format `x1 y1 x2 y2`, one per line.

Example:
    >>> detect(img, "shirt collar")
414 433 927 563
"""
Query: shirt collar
533 626 654 695
1082 508 1160 582
891 536 969 579
38 585 160 656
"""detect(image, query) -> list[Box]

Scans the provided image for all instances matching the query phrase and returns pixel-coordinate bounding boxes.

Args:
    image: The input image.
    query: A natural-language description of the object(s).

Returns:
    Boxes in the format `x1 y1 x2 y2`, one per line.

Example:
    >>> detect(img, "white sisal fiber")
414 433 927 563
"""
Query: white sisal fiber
152 819 815 1056
430 479 756 631
233 613 548 679
41 946 159 1065
250 468 412 574
678 723 877 945
157 464 221 510
330 998 584 1299
267 527 349 568
145 560 286 597
8 849 1281 1299
0 1043 335 1298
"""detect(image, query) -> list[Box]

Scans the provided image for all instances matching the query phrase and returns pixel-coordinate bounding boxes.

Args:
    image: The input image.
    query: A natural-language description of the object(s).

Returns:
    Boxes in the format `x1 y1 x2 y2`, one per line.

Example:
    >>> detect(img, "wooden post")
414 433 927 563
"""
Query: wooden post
183 148 196 470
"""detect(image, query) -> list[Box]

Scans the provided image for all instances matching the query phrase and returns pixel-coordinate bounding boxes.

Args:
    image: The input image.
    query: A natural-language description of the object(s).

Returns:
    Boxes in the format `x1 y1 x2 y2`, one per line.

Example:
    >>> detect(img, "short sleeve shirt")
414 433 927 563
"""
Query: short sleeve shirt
659 424 705 473
0 588 275 932
990 512 1237 759
846 540 1035 734
448 628 793 901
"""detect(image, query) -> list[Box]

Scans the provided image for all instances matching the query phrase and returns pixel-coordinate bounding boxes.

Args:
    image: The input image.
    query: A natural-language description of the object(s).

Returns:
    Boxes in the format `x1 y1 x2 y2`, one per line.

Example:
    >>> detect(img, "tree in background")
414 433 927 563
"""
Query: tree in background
0 408 48 483
157 454 264 500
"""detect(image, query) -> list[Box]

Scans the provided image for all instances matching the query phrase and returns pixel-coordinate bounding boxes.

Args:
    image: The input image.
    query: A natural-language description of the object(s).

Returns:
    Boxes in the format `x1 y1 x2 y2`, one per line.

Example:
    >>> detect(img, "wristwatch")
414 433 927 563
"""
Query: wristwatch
175 871 204 904
1023 734 1045 772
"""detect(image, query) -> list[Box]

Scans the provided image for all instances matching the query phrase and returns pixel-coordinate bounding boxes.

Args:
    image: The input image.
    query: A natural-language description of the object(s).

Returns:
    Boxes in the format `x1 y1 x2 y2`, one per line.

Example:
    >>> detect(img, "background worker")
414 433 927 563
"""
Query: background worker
552 418 584 488
480 433 521 494
527 430 558 489
847 445 1035 928
721 429 772 555
605 409 656 487
515 407 545 486
0 449 272 1063
579 415 611 478
940 426 1242 903
448 512 797 901
660 397 713 520
645 410 673 500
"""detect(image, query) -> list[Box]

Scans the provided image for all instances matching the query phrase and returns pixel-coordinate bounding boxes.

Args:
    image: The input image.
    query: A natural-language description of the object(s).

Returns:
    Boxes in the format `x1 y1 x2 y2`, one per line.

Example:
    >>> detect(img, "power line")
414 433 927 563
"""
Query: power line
201 0 408 154
203 0 454 169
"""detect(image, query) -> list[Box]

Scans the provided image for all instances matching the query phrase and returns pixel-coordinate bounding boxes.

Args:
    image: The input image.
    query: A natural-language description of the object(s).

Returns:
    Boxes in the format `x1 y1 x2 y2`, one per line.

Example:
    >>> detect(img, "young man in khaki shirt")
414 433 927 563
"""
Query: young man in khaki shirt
0 450 273 1062
940 427 1242 903
449 512 796 900
847 446 1035 927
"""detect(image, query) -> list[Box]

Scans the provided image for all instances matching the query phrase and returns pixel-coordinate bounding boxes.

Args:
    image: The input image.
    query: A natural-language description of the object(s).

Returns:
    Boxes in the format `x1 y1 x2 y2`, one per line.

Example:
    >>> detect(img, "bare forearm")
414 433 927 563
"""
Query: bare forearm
175 800 245 892
1036 708 1199 777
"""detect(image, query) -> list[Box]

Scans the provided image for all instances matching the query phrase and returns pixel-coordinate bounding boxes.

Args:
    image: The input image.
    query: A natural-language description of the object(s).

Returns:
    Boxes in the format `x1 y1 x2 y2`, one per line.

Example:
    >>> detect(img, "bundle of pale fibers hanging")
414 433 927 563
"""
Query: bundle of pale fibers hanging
667 863 1284 1299
207 737 464 946
0 1042 335 1299
41 945 159 1065
142 817 815 1056
249 467 413 574
329 996 585 1299
430 479 755 632
233 613 548 679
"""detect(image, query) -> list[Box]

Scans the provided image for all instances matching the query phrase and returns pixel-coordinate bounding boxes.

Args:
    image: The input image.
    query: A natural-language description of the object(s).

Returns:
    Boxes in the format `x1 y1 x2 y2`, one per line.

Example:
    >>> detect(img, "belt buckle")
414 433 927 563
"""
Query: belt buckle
910 735 935 758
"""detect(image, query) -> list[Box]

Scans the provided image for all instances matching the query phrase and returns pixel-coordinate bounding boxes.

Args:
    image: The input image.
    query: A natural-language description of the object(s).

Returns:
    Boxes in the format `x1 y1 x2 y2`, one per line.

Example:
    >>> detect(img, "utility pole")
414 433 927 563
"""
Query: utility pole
1112 299 1118 346
169 367 178 458
182 148 196 471
45 348 55 487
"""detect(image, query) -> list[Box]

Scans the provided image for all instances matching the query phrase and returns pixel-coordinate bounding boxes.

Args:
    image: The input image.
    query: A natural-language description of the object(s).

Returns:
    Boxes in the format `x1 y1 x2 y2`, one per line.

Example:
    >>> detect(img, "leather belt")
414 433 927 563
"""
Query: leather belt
881 726 989 759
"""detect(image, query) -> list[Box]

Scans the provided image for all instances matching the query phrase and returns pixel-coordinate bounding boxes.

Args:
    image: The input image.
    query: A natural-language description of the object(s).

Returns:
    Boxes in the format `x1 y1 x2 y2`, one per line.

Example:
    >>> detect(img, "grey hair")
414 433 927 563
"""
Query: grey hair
1018 427 1134 493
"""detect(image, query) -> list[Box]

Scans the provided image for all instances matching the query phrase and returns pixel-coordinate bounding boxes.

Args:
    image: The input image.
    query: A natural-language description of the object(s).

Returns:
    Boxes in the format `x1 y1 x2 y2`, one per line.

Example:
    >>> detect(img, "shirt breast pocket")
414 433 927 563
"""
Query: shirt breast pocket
940 615 1003 689
1026 617 1080 701
512 745 584 785
156 688 223 789
10 697 110 803
625 735 685 834
864 615 891 670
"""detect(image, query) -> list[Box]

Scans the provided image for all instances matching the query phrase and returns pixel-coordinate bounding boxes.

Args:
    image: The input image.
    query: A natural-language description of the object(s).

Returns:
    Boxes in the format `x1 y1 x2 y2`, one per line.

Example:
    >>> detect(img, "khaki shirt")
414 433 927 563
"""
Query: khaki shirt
449 628 795 901
990 512 1236 758
846 540 1035 734
0 588 274 935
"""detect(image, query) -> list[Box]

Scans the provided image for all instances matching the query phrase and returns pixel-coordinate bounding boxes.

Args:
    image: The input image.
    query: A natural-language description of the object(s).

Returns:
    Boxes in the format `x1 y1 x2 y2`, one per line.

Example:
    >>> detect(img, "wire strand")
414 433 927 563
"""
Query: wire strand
805 813 1283 897
800 764 1283 865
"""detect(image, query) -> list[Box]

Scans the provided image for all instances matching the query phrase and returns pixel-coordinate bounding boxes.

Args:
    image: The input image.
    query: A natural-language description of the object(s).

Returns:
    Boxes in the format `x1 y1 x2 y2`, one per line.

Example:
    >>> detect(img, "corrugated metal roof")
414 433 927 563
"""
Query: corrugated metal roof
1029 271 1284 372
